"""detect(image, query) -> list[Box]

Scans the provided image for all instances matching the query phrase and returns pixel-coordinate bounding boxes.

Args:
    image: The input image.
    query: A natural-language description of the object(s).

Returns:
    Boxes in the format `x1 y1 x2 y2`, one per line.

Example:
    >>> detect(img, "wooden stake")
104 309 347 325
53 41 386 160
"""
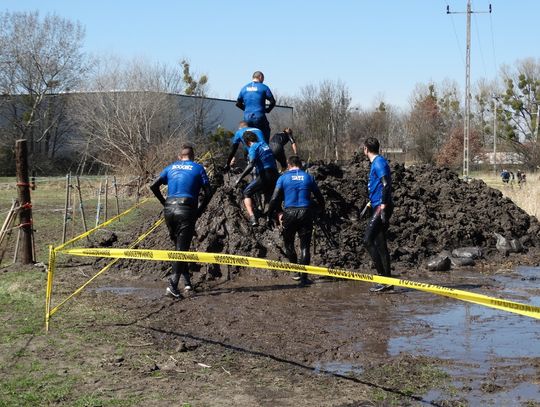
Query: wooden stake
15 139 34 264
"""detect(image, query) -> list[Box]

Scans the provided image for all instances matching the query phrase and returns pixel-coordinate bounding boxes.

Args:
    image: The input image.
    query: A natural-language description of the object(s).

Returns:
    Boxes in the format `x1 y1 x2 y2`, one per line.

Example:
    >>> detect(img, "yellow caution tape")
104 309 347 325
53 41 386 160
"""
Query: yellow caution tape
48 218 165 320
55 197 152 251
57 247 540 320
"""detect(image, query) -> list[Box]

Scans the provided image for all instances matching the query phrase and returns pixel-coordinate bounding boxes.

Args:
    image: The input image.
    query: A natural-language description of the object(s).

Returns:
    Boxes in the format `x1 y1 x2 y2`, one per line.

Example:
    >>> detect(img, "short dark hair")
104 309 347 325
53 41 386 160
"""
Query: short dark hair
287 155 303 168
252 71 264 81
243 131 259 144
364 137 380 154
181 144 194 159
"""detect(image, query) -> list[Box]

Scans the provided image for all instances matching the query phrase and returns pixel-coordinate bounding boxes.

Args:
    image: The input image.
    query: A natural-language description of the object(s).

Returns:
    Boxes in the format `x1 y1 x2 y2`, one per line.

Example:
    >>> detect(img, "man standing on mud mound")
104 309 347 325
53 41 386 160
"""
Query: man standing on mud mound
150 145 213 298
225 121 265 170
269 127 298 171
266 155 325 286
234 131 278 226
236 71 276 143
363 137 394 293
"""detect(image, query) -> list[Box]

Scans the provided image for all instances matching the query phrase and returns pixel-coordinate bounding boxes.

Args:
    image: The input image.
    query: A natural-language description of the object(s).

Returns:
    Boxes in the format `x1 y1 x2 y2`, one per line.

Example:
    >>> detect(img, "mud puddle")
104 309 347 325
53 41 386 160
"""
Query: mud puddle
388 266 539 404
93 283 163 299
305 267 539 404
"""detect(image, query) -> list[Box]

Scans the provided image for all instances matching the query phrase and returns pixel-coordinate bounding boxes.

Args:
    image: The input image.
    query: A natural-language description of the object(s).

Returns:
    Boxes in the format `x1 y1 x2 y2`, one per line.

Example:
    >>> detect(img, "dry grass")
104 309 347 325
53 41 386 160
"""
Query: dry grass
473 171 539 218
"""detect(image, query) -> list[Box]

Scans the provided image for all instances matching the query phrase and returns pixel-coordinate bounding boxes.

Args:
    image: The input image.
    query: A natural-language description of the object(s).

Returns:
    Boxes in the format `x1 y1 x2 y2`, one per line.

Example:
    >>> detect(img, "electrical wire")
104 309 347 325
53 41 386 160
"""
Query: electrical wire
488 5 497 76
448 9 466 68
473 10 488 78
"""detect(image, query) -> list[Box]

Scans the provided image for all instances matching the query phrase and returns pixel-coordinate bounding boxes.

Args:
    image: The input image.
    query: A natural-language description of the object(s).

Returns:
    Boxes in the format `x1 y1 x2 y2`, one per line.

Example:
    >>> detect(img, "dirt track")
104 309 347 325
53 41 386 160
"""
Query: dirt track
36 156 540 406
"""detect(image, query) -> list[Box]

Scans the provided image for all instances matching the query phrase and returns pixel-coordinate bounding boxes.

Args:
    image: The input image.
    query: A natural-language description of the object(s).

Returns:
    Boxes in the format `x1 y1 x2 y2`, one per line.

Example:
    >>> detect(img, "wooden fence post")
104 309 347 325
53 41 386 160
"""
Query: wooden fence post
15 139 34 264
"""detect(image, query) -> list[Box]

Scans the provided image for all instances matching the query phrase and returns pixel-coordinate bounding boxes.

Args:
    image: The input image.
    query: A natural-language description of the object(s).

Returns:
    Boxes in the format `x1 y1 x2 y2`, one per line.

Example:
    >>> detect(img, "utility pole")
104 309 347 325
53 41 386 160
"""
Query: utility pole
447 2 492 180
493 97 497 174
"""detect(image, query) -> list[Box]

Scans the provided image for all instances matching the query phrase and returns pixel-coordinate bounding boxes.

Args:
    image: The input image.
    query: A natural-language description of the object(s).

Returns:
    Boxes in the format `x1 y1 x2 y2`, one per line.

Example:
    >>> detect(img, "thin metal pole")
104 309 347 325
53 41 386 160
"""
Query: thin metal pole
61 173 71 244
493 99 497 174
76 176 88 235
104 176 109 221
95 181 102 227
136 176 141 204
463 0 471 180
113 176 120 216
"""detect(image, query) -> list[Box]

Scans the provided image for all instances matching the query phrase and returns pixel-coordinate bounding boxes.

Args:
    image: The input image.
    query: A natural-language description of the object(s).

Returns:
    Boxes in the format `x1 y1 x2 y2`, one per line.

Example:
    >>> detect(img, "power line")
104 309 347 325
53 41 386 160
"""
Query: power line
473 12 488 78
449 14 466 68
489 8 497 75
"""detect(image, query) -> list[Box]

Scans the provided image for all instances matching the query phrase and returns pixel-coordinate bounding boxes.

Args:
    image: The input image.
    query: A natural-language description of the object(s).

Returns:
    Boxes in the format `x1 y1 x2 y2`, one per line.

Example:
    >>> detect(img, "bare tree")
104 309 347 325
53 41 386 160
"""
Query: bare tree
348 102 406 159
294 80 351 161
0 11 87 167
70 58 190 176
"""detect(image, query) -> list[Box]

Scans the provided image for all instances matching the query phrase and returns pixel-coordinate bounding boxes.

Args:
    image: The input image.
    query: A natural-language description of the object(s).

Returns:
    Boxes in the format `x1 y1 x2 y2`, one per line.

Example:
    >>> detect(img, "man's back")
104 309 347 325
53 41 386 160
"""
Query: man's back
270 131 294 147
238 81 273 118
159 160 209 201
278 169 318 208
248 142 276 172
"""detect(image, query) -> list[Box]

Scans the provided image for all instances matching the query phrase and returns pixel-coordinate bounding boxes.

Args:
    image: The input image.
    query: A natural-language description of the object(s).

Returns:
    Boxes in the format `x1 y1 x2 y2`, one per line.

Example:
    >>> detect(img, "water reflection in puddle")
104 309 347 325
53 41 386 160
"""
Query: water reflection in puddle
94 285 163 299
388 266 540 403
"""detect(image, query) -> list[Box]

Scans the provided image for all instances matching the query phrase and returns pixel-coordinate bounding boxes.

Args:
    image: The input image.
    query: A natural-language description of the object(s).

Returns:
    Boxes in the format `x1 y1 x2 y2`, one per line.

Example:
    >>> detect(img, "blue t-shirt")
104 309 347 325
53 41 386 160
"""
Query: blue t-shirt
276 169 320 208
247 142 277 173
368 155 392 207
237 81 274 120
232 127 265 152
158 160 209 203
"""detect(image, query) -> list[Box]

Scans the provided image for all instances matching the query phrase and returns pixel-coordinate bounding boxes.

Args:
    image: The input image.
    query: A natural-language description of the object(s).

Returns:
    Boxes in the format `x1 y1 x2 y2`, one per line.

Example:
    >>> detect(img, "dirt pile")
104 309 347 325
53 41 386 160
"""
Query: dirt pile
120 154 540 282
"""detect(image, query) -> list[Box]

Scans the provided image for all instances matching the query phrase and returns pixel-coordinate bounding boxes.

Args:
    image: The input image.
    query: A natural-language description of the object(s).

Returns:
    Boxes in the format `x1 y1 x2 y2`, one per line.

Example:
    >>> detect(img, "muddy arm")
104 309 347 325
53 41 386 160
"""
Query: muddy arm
149 177 166 206
381 175 391 205
197 183 213 218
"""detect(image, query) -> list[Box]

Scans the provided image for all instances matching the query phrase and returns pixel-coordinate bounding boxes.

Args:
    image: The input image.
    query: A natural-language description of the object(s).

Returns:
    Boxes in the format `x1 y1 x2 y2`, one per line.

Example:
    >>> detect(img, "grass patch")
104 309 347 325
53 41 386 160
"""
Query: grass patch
0 267 150 406
361 355 450 405
471 171 539 218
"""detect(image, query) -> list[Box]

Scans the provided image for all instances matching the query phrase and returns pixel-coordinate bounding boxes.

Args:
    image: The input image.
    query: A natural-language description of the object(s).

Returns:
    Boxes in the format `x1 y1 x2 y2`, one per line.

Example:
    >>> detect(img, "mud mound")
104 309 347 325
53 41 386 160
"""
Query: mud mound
118 154 540 283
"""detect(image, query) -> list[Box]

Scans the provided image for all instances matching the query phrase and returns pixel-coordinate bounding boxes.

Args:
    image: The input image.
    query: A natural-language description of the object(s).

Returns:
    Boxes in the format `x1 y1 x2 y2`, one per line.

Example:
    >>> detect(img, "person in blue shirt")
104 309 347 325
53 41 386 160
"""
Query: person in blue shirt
266 155 325 285
236 71 276 143
150 145 213 298
225 121 265 170
500 169 510 184
234 131 278 226
363 137 394 293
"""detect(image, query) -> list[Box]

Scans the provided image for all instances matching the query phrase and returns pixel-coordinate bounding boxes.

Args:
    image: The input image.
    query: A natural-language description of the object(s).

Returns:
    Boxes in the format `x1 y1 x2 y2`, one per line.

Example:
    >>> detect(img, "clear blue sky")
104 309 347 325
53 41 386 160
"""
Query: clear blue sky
5 0 539 109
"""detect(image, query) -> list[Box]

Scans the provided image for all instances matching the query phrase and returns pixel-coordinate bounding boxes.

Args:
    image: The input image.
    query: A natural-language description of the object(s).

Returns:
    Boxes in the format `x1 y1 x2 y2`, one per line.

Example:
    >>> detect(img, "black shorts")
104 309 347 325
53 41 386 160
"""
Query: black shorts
270 143 286 169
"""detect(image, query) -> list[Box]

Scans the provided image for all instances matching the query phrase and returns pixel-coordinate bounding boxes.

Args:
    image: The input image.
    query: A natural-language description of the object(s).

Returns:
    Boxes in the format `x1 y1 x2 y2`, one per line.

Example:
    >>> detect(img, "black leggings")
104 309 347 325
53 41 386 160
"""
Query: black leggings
164 200 196 287
242 168 278 202
282 208 313 266
363 205 393 277
270 143 287 170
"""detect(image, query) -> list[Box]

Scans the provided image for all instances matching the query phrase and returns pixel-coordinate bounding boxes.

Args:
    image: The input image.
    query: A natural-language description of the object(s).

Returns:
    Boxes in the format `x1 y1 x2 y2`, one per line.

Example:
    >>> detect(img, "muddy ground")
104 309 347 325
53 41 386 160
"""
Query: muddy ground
3 156 540 406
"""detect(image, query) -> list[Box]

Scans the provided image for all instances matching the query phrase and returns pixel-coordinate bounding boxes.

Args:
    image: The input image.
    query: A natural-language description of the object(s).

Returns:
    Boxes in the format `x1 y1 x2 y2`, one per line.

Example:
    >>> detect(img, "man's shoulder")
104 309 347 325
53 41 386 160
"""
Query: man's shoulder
234 128 245 139
374 155 390 167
